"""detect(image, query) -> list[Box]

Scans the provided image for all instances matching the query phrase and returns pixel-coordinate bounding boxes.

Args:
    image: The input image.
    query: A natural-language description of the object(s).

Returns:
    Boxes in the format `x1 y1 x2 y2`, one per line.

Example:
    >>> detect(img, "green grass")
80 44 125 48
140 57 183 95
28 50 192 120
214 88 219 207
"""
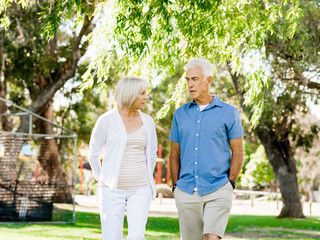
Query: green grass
227 215 320 239
227 215 320 232
0 210 319 239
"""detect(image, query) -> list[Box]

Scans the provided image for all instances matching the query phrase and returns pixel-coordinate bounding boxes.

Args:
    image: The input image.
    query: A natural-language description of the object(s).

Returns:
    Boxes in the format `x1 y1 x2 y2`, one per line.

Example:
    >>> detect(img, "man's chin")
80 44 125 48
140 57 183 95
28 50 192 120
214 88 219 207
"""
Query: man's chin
189 93 197 98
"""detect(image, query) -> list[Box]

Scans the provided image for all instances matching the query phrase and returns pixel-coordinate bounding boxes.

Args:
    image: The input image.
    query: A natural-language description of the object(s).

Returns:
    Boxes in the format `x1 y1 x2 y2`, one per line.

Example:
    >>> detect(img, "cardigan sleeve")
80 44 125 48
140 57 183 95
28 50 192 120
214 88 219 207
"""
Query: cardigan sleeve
88 115 107 180
150 118 158 170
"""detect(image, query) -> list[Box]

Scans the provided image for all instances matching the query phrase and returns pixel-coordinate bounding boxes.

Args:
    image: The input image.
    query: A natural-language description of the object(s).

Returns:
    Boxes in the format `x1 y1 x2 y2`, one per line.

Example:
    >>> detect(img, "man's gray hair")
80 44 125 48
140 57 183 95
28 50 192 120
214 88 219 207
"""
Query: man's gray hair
115 76 147 108
186 58 214 79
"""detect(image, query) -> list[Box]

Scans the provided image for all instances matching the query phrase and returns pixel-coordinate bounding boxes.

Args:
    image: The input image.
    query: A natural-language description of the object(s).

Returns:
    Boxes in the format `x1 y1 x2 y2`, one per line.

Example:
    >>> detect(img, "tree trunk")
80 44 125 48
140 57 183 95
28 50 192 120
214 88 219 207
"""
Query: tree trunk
256 126 305 218
37 100 73 203
228 64 305 218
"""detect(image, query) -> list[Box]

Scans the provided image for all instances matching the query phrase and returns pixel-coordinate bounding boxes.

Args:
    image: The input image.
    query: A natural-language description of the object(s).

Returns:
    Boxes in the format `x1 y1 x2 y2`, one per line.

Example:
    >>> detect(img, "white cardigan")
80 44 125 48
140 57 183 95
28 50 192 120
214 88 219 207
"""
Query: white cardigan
88 108 158 199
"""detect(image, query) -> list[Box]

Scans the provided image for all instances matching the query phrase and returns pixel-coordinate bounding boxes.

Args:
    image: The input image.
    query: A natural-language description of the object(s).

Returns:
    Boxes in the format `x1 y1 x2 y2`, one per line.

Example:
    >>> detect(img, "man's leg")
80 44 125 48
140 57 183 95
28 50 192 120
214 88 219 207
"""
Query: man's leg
174 187 204 240
126 187 152 240
203 182 233 239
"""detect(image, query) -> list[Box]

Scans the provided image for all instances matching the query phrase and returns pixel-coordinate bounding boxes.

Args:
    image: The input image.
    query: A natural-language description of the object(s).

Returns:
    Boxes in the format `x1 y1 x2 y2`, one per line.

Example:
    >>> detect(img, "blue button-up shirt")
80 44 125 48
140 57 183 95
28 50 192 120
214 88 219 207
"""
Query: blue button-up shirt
169 96 244 196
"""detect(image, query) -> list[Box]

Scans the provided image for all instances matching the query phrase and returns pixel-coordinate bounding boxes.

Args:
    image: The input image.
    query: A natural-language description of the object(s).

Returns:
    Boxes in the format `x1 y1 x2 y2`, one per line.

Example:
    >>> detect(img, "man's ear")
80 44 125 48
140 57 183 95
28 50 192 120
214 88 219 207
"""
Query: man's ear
206 76 213 86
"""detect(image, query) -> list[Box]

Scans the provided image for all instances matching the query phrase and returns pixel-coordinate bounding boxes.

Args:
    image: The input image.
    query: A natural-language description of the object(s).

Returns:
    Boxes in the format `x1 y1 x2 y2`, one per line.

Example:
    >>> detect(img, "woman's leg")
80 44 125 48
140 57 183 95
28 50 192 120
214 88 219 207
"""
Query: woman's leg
126 187 152 240
99 187 126 240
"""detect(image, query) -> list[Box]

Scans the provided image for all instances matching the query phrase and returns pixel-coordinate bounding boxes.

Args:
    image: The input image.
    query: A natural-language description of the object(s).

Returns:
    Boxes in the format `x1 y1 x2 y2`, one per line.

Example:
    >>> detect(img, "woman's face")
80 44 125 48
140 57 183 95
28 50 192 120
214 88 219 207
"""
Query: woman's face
130 88 148 110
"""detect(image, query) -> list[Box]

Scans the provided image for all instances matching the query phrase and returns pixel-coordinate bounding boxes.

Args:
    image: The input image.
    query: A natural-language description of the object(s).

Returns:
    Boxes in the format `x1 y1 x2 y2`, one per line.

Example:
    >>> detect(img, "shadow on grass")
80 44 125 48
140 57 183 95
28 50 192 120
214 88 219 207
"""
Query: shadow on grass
227 215 320 232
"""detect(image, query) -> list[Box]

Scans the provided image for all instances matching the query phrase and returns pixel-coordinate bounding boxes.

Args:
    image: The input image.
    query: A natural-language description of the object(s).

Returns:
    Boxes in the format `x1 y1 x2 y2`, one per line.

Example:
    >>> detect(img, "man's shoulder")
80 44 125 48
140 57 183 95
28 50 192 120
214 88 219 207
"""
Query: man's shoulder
216 97 238 112
175 102 192 114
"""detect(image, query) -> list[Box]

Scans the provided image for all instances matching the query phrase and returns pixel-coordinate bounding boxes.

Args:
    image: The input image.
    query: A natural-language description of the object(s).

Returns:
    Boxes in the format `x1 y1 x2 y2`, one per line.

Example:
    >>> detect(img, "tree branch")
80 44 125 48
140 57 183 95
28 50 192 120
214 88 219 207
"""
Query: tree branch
18 16 94 132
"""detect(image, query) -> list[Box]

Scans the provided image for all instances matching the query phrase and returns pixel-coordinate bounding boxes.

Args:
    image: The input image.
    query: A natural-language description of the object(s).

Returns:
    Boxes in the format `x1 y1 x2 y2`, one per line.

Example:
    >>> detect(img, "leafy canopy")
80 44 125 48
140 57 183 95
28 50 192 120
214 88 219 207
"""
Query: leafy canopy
1 0 302 124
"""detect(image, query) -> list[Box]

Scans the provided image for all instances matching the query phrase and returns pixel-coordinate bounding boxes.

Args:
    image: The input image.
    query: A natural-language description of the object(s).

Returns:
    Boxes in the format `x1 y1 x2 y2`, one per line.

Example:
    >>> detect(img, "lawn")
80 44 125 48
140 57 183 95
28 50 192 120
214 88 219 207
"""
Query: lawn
0 208 319 240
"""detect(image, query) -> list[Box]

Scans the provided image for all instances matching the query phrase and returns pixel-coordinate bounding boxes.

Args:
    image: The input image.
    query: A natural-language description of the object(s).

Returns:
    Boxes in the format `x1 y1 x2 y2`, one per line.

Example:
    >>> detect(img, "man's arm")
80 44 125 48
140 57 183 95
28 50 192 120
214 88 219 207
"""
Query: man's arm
229 137 244 182
169 141 181 186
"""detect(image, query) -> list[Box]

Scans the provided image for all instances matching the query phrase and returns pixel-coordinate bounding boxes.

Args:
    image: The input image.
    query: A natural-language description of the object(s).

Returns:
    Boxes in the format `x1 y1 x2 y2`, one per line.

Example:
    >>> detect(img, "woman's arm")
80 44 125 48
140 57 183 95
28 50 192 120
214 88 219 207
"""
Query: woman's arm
88 116 107 180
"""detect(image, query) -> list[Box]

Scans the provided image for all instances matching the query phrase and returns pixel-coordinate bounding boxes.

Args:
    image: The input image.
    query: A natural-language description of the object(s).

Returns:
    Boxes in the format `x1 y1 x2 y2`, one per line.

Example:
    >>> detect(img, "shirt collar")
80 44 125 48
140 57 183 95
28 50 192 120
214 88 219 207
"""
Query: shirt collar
188 95 223 109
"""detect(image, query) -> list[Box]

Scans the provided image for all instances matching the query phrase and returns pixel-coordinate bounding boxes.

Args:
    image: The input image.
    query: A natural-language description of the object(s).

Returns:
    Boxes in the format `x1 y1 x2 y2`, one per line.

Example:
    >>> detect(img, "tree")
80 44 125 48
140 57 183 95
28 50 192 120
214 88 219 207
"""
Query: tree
229 66 309 217
2 0 315 216
0 1 94 202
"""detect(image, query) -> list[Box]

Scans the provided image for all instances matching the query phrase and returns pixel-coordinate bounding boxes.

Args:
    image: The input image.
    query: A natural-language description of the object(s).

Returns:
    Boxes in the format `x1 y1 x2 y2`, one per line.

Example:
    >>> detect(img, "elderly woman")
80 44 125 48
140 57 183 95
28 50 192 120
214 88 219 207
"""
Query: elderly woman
88 76 158 240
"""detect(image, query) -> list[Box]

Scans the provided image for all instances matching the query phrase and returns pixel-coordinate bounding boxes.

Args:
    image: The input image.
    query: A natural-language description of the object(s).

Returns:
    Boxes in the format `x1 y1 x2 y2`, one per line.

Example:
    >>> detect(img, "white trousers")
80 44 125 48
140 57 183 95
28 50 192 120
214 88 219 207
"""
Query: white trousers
99 186 152 240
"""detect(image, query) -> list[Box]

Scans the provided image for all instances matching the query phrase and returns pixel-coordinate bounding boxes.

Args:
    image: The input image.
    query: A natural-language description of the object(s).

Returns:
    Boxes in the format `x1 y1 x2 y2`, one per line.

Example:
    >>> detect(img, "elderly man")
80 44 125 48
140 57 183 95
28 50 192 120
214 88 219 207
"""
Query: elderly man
169 58 244 240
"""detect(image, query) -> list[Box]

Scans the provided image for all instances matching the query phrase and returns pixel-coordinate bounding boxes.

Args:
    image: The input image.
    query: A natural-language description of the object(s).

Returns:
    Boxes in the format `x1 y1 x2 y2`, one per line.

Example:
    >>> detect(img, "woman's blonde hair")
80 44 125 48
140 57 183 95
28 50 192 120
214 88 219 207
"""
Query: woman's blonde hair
114 76 147 108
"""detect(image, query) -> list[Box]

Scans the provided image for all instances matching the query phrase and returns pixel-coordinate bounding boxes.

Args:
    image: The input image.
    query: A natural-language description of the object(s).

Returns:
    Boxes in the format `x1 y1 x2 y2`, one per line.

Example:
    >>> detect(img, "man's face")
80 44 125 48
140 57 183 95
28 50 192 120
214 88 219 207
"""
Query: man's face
186 66 210 102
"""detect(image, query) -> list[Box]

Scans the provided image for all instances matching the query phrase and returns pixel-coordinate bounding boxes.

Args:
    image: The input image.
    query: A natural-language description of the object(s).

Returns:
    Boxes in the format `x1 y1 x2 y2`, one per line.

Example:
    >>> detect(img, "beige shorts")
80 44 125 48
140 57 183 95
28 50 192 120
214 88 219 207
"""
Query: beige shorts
174 182 233 240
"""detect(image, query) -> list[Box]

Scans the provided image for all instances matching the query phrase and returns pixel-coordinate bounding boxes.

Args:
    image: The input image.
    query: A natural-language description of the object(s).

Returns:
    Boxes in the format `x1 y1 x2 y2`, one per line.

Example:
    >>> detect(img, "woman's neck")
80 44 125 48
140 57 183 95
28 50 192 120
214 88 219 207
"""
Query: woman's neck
118 107 138 118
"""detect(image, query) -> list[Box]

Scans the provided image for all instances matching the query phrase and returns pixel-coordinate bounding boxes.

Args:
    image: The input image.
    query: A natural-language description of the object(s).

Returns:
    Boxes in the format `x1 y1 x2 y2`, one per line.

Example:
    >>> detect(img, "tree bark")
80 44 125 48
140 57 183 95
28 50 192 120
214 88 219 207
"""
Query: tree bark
256 126 304 218
228 64 305 218
37 100 73 203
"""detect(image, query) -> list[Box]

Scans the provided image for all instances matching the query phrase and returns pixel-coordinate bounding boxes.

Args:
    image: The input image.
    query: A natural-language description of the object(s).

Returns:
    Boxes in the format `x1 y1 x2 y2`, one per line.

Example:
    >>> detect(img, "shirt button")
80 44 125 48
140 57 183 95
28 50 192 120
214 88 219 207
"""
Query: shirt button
197 120 200 123
196 176 198 178
196 133 199 136
195 162 198 164
197 108 199 110
195 148 198 150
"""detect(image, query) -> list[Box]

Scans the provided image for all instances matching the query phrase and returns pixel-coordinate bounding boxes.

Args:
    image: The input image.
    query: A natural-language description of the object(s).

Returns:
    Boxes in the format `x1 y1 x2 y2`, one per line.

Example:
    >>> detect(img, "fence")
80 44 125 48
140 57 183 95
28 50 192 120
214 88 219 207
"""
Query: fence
0 97 77 223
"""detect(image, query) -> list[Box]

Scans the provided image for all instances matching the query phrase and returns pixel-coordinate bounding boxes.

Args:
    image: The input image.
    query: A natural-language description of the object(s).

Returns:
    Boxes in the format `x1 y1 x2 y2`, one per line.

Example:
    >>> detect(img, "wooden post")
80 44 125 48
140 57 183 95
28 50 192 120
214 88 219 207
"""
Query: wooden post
80 156 84 193
250 193 254 208
159 193 163 205
157 144 162 184
166 156 170 185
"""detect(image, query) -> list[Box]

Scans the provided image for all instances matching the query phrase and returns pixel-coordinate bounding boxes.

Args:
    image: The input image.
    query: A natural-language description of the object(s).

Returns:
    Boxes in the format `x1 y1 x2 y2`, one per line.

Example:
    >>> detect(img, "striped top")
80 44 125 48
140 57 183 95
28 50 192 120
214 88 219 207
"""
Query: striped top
117 124 150 190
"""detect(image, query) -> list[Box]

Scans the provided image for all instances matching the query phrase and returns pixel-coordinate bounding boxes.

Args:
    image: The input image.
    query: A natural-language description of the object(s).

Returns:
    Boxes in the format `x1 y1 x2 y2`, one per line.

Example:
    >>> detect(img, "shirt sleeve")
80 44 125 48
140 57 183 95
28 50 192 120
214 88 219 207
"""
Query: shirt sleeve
169 113 180 143
227 107 244 140
88 116 106 180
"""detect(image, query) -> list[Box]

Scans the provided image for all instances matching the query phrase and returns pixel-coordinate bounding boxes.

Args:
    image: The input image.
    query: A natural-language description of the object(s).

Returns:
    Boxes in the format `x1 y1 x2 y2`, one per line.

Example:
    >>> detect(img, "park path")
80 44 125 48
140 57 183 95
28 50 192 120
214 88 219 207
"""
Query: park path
76 194 320 218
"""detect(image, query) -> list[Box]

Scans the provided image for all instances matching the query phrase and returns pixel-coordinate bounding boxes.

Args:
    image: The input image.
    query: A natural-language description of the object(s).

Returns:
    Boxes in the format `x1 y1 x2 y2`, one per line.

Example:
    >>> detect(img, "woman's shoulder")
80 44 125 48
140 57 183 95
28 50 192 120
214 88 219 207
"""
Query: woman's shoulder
140 111 154 122
97 108 117 121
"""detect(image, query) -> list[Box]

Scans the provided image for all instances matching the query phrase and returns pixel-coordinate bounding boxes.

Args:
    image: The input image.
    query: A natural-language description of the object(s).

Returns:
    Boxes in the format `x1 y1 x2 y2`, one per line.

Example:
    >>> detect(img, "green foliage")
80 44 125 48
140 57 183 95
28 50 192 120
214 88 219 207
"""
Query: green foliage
3 1 75 101
50 0 301 122
40 0 95 41
1 0 306 124
0 0 30 29
242 145 275 187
